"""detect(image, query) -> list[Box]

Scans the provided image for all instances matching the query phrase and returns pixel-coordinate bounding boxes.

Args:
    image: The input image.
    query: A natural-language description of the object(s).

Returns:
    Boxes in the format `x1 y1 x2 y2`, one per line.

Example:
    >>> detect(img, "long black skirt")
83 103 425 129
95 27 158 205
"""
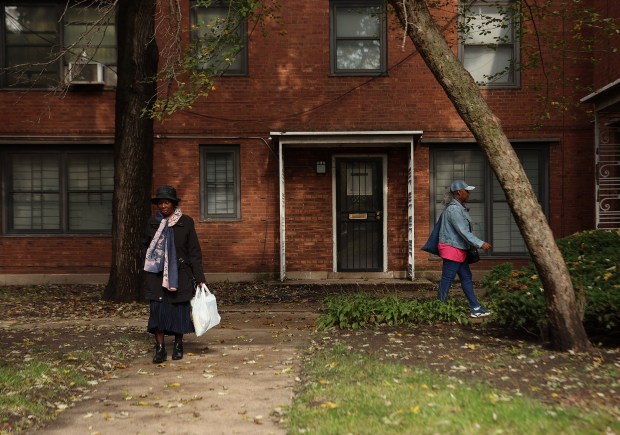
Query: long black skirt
148 298 195 335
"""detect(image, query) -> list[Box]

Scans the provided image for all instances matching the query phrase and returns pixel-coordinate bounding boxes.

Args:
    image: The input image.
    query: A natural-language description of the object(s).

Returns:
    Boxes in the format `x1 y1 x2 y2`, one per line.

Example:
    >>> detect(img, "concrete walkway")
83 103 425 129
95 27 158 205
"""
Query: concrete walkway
31 306 319 435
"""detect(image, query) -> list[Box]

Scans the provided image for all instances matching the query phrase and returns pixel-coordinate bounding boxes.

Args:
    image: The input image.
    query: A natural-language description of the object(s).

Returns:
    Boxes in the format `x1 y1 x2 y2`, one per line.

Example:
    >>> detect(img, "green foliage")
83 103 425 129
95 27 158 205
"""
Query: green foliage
145 0 282 119
317 293 469 330
482 230 620 338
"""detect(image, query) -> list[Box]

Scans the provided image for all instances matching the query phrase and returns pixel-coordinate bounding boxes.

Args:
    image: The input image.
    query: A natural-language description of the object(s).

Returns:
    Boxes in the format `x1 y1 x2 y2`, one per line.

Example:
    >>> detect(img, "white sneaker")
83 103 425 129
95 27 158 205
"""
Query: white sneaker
470 306 491 318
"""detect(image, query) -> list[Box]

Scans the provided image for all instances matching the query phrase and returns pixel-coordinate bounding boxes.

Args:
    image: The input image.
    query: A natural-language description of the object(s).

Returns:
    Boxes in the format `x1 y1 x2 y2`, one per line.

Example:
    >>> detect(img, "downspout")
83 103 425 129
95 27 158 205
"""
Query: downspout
278 140 286 281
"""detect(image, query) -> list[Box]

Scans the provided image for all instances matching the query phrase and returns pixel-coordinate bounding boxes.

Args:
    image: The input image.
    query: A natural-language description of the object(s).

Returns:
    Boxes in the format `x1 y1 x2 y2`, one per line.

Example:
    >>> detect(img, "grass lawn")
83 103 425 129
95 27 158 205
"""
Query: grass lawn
289 343 619 434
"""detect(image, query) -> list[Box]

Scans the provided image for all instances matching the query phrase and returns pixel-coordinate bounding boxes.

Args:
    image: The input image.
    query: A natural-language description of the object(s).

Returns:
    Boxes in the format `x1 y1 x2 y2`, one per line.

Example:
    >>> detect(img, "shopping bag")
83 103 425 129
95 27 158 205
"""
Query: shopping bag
191 283 221 337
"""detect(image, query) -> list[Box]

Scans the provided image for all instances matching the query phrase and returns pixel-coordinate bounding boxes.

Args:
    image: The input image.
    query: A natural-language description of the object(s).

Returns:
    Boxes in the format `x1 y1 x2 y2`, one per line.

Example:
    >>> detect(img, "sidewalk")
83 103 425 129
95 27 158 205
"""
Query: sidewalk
31 305 319 435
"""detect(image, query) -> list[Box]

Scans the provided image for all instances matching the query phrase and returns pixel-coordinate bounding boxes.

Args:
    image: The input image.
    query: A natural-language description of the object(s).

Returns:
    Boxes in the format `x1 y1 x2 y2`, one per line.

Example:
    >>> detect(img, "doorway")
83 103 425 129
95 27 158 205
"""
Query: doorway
335 157 384 271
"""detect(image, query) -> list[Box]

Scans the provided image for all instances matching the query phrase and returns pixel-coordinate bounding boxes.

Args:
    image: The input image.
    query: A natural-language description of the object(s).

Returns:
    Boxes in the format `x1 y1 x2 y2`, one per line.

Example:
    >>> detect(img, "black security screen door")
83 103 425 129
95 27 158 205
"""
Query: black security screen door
336 158 383 271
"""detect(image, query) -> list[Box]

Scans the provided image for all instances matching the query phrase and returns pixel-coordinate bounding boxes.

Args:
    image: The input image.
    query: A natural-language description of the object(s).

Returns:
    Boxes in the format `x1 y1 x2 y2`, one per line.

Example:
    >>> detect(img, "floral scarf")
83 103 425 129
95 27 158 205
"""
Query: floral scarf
144 208 183 291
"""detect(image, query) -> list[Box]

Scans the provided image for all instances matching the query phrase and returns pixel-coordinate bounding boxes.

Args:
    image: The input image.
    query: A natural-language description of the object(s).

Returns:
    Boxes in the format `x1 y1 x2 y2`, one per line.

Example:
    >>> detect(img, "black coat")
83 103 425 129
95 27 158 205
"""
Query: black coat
143 214 205 303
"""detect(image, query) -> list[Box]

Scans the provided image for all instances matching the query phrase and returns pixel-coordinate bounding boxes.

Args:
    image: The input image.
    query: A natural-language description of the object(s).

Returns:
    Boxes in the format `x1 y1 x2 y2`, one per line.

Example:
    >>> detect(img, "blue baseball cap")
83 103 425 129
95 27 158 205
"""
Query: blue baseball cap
450 180 475 192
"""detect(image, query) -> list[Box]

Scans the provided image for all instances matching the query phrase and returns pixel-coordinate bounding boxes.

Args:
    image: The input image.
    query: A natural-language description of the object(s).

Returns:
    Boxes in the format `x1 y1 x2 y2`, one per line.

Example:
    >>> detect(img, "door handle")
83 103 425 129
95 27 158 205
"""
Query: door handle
375 211 382 220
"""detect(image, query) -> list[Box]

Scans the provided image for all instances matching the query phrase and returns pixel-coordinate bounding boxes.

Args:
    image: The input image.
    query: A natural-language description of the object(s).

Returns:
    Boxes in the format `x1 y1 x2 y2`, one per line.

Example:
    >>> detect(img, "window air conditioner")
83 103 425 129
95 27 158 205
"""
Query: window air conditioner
67 62 104 85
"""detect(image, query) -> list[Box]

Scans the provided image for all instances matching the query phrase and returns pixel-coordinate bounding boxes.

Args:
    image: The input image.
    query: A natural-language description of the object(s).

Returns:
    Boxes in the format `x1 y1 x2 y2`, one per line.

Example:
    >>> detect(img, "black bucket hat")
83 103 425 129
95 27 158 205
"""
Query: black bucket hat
151 185 180 204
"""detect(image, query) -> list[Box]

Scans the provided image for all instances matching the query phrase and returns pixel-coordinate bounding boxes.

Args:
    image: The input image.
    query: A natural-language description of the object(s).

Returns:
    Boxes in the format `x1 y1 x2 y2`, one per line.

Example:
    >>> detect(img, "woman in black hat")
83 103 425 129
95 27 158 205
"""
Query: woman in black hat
143 185 205 363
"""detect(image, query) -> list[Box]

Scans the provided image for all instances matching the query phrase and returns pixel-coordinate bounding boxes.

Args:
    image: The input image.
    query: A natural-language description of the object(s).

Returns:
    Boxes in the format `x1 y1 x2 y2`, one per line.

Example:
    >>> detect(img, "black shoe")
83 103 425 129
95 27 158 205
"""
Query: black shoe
172 341 183 360
152 343 167 363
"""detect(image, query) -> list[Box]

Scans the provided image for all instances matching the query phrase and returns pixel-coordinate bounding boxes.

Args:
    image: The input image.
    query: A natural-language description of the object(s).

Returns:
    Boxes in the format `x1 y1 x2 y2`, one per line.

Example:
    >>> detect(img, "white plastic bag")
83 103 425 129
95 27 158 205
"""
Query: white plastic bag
191 283 221 337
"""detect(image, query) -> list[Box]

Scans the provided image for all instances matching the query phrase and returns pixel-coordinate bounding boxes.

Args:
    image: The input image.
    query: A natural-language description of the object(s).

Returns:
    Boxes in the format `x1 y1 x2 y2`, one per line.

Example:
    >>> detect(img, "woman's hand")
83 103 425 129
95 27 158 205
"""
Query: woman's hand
481 242 492 250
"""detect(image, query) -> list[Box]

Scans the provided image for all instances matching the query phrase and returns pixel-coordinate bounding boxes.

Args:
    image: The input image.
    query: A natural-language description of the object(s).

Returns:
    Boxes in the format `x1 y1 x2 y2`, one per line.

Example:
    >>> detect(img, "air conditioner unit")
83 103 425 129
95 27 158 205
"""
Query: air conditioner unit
67 62 104 85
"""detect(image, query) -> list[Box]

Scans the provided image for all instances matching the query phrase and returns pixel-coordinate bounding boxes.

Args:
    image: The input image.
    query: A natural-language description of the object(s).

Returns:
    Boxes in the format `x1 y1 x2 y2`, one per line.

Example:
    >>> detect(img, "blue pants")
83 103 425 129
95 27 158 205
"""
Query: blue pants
437 259 481 309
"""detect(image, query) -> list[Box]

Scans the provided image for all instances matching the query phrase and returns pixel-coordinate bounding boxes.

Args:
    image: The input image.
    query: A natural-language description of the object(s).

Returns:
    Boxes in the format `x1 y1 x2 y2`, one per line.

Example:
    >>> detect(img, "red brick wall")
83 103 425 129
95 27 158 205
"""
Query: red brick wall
283 148 334 272
0 92 115 135
0 237 111 274
151 137 280 275
592 0 620 89
0 0 601 277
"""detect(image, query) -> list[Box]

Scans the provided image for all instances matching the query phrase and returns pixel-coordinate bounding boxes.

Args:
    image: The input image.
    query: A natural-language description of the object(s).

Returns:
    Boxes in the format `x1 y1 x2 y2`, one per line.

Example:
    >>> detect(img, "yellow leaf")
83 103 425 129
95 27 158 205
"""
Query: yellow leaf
410 405 420 414
320 401 338 410
167 382 181 388
487 393 499 404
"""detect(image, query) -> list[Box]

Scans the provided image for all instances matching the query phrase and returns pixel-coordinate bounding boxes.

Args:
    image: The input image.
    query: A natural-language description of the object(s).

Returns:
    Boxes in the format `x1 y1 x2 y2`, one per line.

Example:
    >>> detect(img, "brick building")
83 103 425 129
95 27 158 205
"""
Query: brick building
0 0 618 284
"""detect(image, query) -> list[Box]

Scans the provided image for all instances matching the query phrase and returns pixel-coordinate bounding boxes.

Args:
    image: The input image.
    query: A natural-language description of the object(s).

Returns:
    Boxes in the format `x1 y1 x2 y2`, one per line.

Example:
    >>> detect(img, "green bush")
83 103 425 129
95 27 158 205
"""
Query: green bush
317 293 469 329
482 229 620 338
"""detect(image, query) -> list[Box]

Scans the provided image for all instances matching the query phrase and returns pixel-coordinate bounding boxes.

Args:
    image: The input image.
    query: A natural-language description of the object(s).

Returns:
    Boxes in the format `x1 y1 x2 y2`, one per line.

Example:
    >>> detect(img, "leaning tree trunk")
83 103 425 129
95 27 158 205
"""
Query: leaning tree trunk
388 0 591 351
103 0 159 302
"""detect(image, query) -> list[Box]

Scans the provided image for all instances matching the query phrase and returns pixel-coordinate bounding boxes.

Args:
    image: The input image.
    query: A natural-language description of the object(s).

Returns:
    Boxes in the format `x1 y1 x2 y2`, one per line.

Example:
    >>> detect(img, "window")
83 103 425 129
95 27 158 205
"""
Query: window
430 145 548 255
3 148 114 234
190 0 248 76
1 2 117 88
200 146 241 220
459 1 519 87
330 0 386 75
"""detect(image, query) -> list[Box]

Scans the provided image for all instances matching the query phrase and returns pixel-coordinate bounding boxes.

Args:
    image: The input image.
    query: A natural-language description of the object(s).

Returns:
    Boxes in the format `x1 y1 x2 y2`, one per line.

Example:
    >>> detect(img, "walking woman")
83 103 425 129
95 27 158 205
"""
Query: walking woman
437 180 492 318
143 185 205 363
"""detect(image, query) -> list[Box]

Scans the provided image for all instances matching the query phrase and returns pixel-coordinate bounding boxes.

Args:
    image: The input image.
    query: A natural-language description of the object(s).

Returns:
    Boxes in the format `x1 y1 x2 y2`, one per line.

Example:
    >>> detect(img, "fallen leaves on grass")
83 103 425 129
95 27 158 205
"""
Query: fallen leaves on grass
312 325 620 412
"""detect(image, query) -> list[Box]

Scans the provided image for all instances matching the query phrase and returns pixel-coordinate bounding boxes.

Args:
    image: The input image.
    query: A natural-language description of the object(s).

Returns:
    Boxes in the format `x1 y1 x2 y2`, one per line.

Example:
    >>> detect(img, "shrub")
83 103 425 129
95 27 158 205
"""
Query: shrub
317 293 469 329
482 229 620 338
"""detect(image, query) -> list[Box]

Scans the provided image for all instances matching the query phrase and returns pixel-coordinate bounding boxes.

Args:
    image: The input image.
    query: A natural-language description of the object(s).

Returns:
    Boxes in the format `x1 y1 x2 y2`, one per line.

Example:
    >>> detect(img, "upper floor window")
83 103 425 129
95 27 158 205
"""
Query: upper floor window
1 2 117 89
200 145 241 220
330 0 387 75
2 147 114 234
459 1 519 87
191 0 248 76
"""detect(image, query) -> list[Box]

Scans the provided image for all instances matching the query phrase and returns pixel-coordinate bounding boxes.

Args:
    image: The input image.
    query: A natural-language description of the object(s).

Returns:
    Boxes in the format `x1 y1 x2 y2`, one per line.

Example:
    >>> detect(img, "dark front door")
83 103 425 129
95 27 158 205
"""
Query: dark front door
336 158 383 271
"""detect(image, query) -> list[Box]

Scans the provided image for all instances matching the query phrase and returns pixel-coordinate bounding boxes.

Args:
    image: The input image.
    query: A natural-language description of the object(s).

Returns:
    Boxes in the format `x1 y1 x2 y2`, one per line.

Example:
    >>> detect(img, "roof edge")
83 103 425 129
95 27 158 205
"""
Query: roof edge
581 77 620 103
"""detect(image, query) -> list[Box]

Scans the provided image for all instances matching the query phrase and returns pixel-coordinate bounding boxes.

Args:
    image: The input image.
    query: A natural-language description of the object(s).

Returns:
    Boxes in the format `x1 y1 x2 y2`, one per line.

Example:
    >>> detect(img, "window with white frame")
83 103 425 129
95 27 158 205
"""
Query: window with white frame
330 0 387 75
459 0 519 87
190 0 248 75
431 145 548 255
0 2 117 88
3 148 114 234
200 146 241 220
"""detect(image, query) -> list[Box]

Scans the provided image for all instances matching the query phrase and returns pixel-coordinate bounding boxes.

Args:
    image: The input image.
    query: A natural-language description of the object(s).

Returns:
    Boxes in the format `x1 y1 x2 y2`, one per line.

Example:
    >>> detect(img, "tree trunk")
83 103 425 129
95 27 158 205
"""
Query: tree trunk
388 0 591 351
103 0 158 302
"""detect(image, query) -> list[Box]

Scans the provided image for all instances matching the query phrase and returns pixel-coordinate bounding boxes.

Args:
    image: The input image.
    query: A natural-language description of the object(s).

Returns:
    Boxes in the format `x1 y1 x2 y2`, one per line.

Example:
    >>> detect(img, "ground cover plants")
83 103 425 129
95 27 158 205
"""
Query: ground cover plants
317 230 619 345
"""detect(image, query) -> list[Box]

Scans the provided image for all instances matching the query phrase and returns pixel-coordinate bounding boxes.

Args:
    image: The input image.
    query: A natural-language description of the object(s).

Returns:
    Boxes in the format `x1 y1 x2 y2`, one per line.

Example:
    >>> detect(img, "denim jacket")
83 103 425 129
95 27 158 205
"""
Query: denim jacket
438 198 484 250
